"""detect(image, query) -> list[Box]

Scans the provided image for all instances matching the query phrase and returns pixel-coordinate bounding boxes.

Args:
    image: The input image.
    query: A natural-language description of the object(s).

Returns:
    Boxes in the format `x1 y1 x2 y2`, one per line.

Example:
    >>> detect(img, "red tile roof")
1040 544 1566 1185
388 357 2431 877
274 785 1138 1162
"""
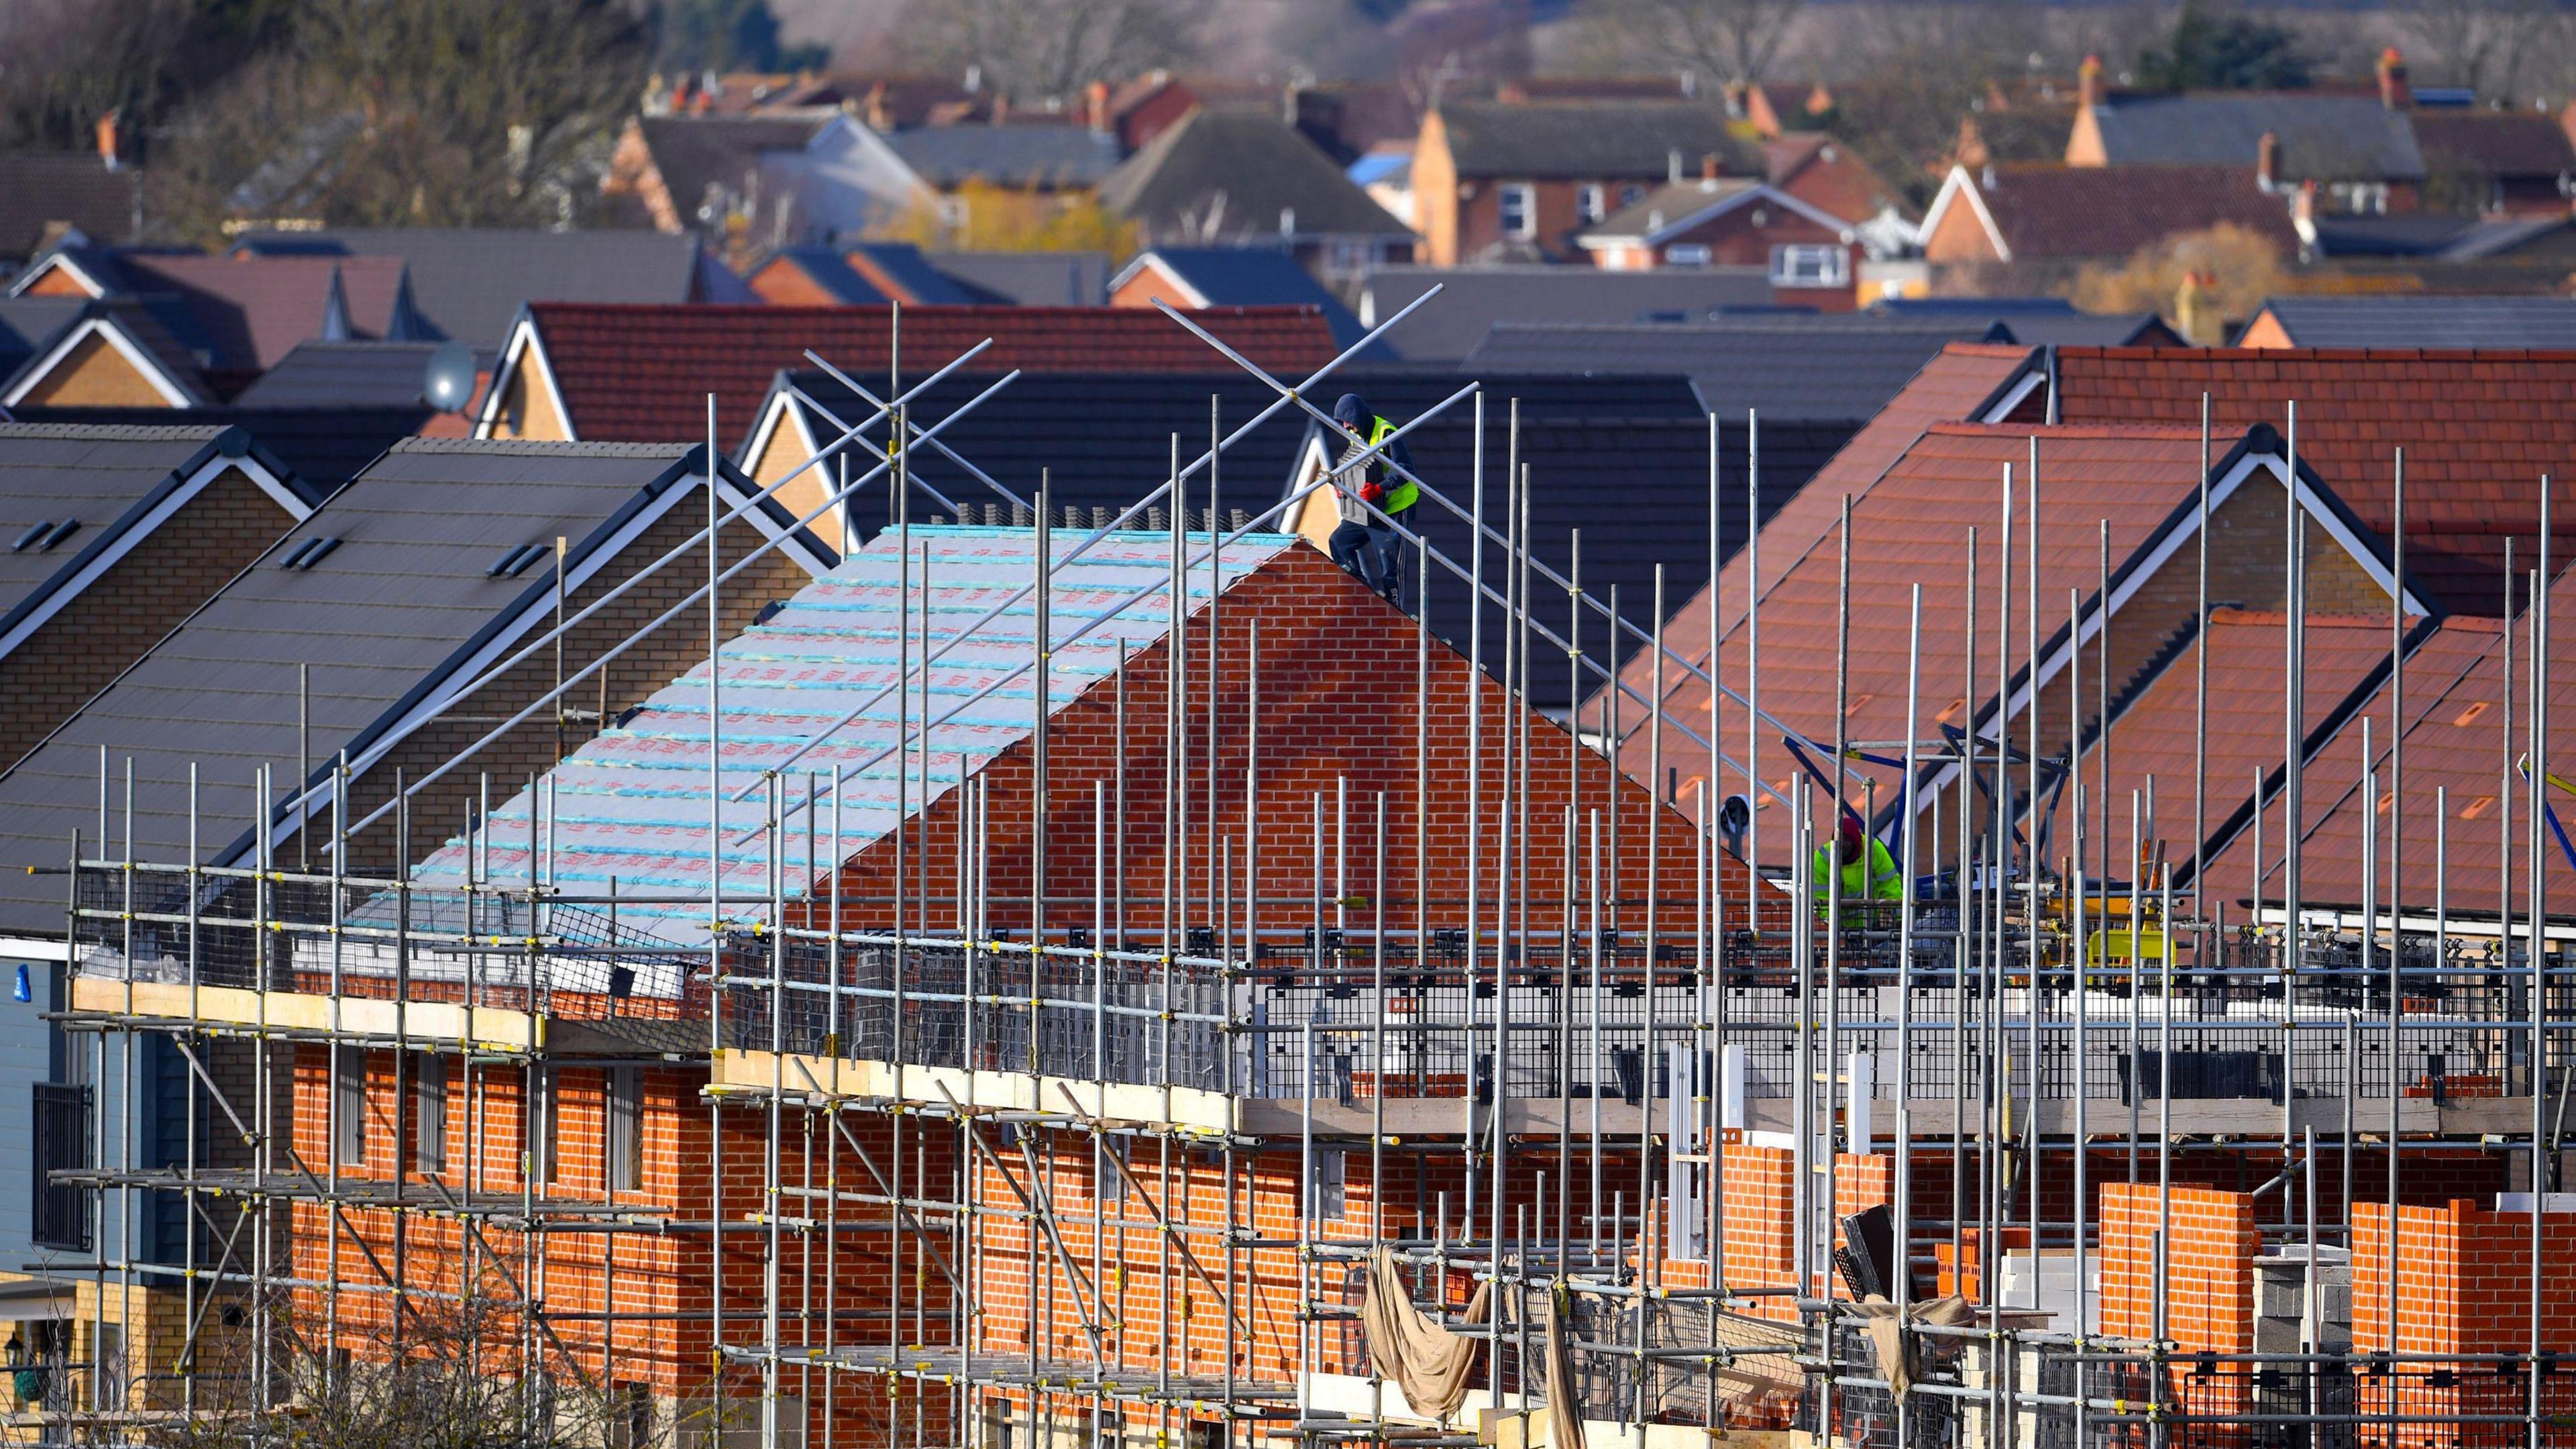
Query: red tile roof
519 302 1342 445
1619 419 2209 853
2198 575 2575 915
1603 342 2035 793
2046 346 2576 615
2085 608 2414 881
1972 164 2302 260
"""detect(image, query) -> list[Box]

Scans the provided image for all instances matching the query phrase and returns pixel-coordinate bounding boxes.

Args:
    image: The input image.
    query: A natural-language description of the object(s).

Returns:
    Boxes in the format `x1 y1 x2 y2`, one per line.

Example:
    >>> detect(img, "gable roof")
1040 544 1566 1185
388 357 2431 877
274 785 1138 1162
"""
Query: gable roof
1353 264 1778 361
2409 109 2576 181
2246 295 2576 349
0 423 317 656
7 405 428 492
1430 100 1759 180
1110 249 1369 345
228 228 751 347
1462 318 2009 421
883 122 1121 189
0 438 831 938
752 243 996 306
1576 177 1852 247
1869 297 2177 347
0 299 214 409
407 523 1301 946
2086 92 2425 182
1760 133 1906 224
0 297 89 378
1097 107 1413 242
1923 163 2301 262
490 302 1342 446
923 250 1109 307
87 253 425 376
635 113 838 219
2043 346 2576 615
0 153 142 264
761 367 1319 544
1585 340 2067 796
228 339 489 411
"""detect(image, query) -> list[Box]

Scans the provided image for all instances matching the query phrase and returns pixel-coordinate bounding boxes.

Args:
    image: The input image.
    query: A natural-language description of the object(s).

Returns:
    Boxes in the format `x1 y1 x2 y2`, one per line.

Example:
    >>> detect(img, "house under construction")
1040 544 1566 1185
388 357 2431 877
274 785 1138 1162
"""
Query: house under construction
29 300 2576 1449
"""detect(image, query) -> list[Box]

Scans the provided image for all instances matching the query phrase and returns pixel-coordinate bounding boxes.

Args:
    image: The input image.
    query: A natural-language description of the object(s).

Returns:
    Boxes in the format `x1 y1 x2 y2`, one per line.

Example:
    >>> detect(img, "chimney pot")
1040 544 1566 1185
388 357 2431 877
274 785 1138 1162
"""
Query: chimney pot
1086 80 1109 133
94 111 119 170
1702 152 1720 182
2078 54 2104 111
2257 129 2281 190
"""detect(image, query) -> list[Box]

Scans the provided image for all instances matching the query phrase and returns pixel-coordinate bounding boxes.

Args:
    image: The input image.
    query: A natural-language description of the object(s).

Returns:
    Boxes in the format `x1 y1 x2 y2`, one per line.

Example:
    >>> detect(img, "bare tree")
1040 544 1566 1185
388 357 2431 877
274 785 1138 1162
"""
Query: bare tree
901 0 1201 105
1585 0 1809 88
2392 0 2546 96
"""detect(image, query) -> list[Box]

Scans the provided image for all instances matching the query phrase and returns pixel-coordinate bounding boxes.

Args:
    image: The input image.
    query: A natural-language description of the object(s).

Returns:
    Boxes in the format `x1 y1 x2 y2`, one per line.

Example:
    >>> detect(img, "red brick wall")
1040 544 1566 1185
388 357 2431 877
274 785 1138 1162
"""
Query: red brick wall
2353 1199 2576 1356
2097 1182 2259 1352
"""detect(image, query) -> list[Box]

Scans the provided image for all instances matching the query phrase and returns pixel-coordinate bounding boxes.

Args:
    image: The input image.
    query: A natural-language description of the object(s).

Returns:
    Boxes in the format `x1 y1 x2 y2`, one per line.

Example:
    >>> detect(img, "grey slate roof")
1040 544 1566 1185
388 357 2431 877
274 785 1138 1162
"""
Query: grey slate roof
7 405 429 492
231 341 494 410
0 296 85 376
1432 101 1759 179
1097 109 1412 242
885 123 1120 189
2088 93 2425 182
230 229 747 347
0 425 308 627
0 439 820 935
1117 248 1370 345
0 153 142 263
1351 264 1778 361
924 250 1108 306
639 113 835 223
1462 319 2005 421
2249 295 2576 348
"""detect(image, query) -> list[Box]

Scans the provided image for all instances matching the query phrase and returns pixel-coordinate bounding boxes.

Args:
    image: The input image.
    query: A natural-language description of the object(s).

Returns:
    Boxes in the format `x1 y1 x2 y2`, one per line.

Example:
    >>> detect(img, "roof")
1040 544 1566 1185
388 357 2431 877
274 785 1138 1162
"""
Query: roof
883 122 1121 189
1112 249 1369 345
2194 586 2562 912
230 340 492 410
2087 93 2426 182
0 154 141 262
109 253 421 374
1430 100 1758 180
2046 347 2576 616
506 302 1341 446
1097 108 1413 242
1462 319 2008 422
2409 109 2576 180
0 299 215 409
6 405 427 492
769 368 1319 544
1352 264 1778 361
1760 133 1905 224
0 438 819 936
2309 213 2575 260
1582 178 1841 245
0 423 311 631
406 524 1301 945
229 229 745 347
636 113 834 219
1939 164 2302 260
2248 296 2576 349
2098 607 2425 890
923 250 1108 307
1870 297 2173 347
1609 423 2232 840
0 296 87 377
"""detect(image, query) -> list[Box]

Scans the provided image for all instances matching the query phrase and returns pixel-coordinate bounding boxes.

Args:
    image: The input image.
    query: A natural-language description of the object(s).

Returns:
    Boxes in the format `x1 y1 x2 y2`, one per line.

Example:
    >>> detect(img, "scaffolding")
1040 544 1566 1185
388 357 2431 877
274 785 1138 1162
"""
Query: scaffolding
42 297 2576 1449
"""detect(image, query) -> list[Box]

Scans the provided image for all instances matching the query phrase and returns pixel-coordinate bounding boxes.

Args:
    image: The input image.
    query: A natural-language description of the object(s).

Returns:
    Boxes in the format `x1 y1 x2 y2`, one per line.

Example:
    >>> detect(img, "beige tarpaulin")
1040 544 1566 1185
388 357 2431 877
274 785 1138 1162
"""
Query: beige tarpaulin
1358 1248 1492 1423
1849 1295 1978 1397
1542 1283 1587 1449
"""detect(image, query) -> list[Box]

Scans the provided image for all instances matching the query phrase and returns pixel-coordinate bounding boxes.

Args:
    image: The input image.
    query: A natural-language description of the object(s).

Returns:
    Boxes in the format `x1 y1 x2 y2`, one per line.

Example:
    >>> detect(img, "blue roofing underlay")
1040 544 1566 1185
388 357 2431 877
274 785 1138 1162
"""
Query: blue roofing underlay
409 524 1293 943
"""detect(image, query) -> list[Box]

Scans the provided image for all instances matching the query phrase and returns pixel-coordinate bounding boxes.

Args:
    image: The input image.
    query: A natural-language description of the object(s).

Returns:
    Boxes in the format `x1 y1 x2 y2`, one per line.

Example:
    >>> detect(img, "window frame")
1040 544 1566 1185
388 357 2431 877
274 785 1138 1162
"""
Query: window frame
1665 242 1715 266
1769 242 1850 288
1497 182 1538 239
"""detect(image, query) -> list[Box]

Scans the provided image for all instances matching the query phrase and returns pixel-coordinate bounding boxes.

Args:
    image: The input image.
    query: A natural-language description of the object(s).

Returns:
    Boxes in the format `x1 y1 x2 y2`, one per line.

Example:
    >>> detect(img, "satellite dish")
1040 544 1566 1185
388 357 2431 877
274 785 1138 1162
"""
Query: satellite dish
1719 794 1753 857
422 339 476 413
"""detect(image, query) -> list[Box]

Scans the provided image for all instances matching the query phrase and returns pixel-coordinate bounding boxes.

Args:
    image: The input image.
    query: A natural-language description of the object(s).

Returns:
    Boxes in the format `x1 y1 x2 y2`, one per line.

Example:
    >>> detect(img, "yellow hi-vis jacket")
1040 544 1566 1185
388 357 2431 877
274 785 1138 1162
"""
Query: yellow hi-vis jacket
1811 835 1902 911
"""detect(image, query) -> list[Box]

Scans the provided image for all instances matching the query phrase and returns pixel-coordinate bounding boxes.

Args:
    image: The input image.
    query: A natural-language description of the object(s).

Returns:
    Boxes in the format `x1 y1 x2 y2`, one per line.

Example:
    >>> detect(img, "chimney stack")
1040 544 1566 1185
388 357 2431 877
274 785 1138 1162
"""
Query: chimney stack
2078 54 2103 110
1086 80 1109 133
2379 48 2410 109
94 111 119 170
2257 129 2280 190
1702 152 1721 182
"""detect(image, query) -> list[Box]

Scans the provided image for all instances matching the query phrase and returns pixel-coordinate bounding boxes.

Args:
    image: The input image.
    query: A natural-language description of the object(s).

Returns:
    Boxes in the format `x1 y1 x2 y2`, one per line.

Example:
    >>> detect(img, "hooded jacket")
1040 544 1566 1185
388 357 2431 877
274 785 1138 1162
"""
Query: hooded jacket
1328 392 1413 527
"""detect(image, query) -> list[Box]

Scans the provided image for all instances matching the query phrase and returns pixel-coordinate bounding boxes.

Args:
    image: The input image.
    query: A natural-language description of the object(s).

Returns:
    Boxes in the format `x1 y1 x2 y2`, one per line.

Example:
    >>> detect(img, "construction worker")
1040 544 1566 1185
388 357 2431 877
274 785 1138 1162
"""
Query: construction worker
1812 814 1901 917
1326 392 1417 608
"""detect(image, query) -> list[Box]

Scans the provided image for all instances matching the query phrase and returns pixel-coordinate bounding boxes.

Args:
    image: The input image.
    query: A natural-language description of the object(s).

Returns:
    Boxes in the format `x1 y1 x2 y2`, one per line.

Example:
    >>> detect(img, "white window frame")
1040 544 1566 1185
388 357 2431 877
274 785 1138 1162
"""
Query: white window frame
1666 243 1714 266
1498 182 1537 239
1577 183 1605 223
1770 242 1849 288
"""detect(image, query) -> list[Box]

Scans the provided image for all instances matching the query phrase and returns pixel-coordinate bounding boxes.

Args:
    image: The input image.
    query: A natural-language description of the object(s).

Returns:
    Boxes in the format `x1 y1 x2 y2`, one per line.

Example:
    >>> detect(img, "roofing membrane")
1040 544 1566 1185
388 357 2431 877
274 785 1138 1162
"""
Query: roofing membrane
410 524 1295 945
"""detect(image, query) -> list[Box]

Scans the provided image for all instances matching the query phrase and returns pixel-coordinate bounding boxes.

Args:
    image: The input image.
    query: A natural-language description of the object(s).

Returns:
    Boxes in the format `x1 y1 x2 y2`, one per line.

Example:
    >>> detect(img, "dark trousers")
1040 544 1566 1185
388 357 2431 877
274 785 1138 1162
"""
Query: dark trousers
1328 517 1407 607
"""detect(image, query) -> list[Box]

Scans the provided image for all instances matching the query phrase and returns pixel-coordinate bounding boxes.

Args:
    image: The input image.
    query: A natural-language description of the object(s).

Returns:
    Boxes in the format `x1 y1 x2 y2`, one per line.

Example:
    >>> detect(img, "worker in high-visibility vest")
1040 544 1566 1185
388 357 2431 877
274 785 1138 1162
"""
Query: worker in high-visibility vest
1811 814 1902 917
1327 392 1417 608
